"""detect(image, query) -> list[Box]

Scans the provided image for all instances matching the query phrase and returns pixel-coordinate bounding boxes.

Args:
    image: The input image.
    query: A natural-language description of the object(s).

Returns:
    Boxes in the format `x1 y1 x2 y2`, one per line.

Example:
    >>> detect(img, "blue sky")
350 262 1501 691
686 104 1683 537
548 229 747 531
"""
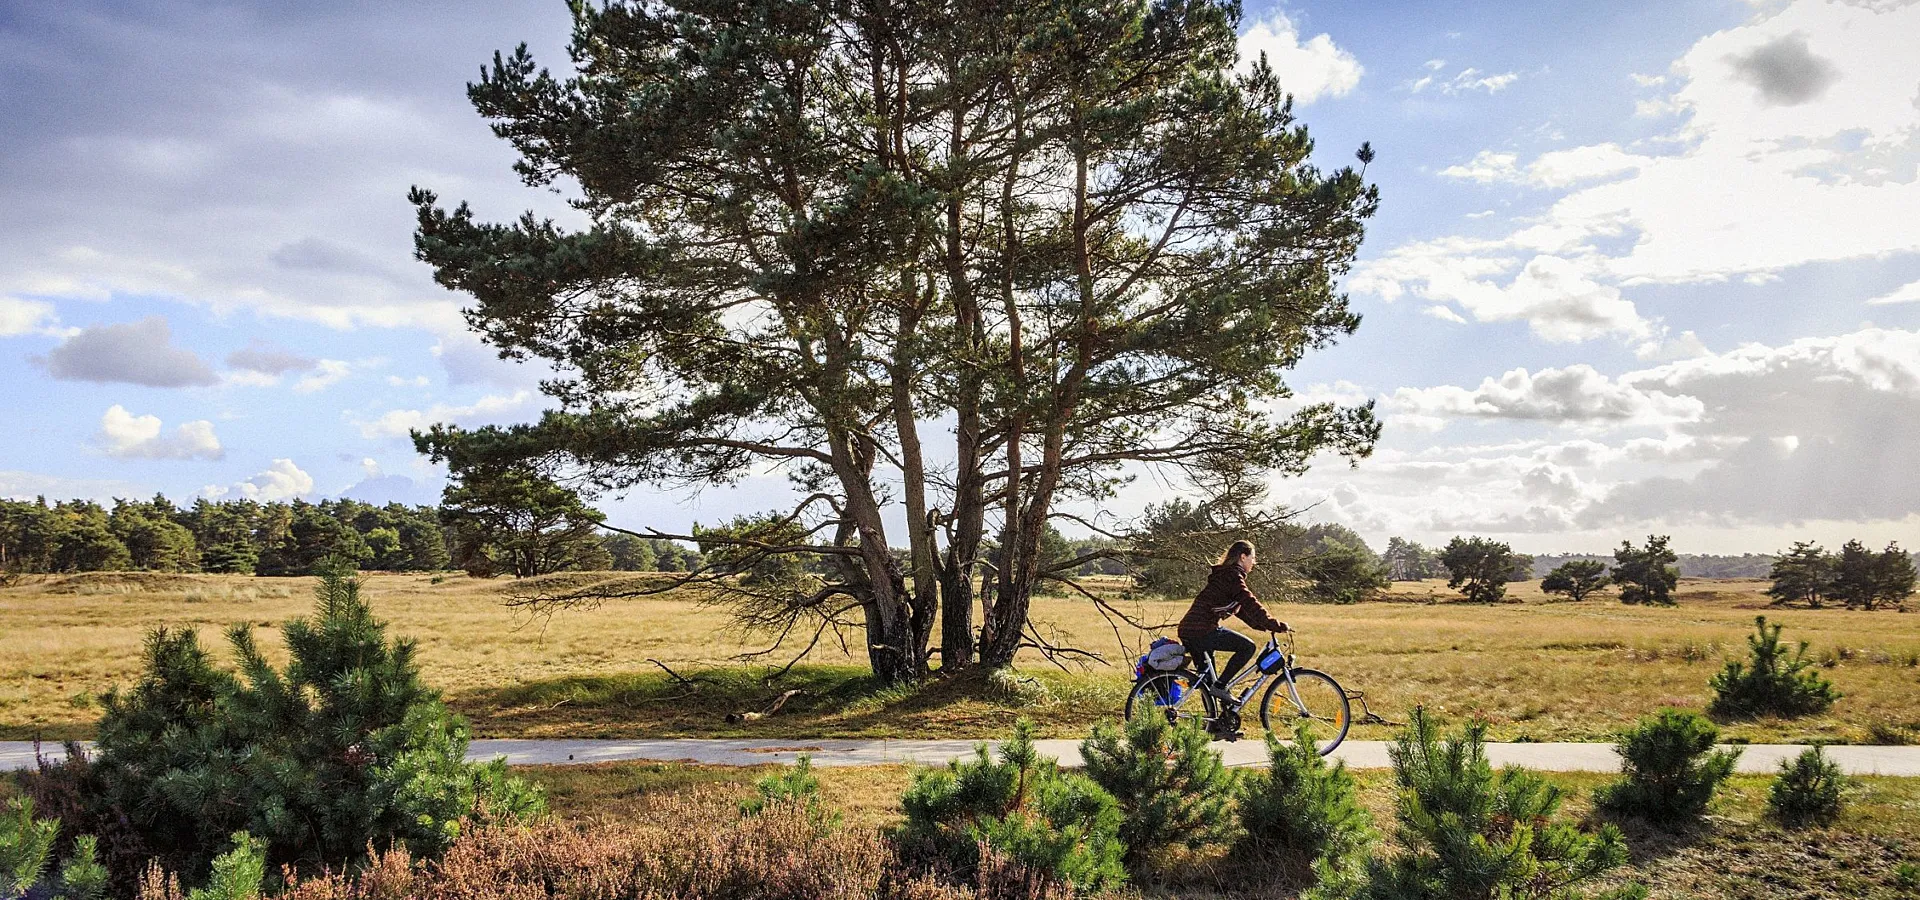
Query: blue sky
4 0 1919 554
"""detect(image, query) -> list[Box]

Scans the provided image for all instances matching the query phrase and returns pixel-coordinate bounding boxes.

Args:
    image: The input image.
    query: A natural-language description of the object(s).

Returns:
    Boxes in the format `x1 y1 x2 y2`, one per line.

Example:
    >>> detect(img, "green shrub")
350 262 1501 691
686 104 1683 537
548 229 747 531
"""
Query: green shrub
1708 616 1840 718
1233 721 1373 891
190 833 265 900
1595 709 1741 827
0 796 108 900
51 561 544 886
1080 712 1237 872
900 720 1126 894
1767 746 1848 828
741 754 838 831
1354 709 1642 900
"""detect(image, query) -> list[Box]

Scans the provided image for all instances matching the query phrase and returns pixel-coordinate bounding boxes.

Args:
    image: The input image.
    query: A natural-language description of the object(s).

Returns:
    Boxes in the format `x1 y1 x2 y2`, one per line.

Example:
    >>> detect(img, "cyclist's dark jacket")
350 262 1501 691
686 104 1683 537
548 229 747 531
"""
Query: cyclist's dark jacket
1177 564 1287 646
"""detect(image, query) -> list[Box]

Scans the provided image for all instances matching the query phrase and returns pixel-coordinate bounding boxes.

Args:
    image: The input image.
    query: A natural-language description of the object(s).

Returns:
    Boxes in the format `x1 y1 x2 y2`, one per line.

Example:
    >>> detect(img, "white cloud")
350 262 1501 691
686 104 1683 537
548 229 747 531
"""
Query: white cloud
95 405 224 460
292 358 353 393
355 390 535 439
1367 0 1920 344
1410 64 1520 95
1388 364 1703 426
1438 151 1519 183
204 458 313 502
1237 13 1363 103
1421 305 1467 324
0 297 61 337
1866 280 1920 306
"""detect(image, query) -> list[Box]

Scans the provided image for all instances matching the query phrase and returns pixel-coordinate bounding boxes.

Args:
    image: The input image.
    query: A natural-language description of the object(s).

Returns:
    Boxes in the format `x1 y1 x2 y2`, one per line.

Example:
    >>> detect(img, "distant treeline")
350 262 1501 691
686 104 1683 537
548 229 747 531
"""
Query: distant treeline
1529 553 1782 579
0 494 702 577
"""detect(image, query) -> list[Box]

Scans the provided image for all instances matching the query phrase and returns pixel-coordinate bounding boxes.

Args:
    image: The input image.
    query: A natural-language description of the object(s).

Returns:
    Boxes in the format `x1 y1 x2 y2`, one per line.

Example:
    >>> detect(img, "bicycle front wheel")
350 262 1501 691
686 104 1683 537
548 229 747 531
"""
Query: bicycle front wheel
1124 669 1216 731
1258 668 1351 755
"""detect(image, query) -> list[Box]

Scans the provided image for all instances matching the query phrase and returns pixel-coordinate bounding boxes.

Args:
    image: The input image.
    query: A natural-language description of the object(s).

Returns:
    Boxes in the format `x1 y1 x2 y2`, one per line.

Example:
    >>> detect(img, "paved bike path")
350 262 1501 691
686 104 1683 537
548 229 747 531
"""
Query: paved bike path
8 739 1920 775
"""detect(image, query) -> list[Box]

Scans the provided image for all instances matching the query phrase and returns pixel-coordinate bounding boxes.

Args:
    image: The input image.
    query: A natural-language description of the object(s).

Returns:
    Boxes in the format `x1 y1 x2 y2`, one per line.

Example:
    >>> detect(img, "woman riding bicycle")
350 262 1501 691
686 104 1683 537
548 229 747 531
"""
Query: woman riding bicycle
1178 540 1289 690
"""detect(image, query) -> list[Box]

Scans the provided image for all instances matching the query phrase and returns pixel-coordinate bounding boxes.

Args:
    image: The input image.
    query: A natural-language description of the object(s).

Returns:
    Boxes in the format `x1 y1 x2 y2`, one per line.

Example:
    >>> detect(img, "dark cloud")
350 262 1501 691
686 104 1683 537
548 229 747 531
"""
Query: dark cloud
226 340 317 375
1727 33 1838 106
38 316 218 387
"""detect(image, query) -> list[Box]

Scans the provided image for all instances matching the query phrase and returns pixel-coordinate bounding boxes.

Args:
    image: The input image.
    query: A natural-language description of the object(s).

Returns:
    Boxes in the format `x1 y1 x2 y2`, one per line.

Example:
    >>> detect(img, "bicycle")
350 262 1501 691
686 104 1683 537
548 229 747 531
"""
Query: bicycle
1125 631 1352 755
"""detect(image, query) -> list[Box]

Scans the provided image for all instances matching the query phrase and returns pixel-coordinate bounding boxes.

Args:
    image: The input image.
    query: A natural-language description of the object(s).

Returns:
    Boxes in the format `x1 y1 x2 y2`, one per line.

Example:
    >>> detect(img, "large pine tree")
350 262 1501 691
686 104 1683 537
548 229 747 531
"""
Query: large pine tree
411 0 1378 682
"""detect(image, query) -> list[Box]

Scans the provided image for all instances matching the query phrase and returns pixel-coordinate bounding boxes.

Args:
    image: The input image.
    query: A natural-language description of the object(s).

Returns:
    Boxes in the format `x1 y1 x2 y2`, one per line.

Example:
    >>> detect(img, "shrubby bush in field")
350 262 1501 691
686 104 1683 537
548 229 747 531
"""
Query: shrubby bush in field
900 720 1126 894
1707 616 1839 718
1439 536 1516 603
1768 746 1849 829
1079 712 1237 872
1351 709 1641 900
1595 710 1741 828
31 562 542 889
1613 535 1679 606
1541 559 1610 601
1233 721 1373 892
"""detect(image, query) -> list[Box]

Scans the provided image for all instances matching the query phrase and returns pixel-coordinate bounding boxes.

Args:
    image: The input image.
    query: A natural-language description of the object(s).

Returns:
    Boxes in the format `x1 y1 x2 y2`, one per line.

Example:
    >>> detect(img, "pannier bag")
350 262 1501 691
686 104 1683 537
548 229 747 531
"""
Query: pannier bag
1145 637 1187 671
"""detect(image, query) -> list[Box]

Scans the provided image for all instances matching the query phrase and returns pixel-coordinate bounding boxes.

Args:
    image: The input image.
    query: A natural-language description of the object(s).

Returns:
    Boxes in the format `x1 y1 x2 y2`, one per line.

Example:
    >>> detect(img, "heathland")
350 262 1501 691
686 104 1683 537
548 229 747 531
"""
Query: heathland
4 571 1916 745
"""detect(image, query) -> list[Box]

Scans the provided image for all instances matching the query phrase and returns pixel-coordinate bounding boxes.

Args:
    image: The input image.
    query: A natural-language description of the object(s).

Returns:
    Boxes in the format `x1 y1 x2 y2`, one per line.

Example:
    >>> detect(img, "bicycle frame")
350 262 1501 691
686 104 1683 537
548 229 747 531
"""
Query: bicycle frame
1200 632 1302 711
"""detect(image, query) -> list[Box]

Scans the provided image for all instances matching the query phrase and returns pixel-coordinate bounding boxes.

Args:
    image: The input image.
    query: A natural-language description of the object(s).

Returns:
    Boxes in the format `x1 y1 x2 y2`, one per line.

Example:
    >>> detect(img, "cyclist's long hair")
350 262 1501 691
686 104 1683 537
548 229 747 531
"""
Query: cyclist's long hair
1217 540 1256 567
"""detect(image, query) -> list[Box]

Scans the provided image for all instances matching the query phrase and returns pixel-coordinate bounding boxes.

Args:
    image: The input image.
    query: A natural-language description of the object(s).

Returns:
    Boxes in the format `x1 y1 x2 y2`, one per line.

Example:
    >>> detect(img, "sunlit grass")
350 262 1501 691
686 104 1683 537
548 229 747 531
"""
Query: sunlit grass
3 572 1917 743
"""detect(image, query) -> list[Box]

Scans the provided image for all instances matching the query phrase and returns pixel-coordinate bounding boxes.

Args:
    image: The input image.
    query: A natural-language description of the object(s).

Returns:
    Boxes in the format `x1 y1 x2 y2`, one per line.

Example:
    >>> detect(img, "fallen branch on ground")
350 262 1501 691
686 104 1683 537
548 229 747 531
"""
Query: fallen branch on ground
727 689 804 724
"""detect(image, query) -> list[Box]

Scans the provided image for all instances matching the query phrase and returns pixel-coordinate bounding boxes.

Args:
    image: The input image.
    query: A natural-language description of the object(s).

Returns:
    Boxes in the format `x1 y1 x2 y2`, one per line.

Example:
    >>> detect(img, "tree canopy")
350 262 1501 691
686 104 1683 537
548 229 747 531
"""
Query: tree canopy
410 0 1380 682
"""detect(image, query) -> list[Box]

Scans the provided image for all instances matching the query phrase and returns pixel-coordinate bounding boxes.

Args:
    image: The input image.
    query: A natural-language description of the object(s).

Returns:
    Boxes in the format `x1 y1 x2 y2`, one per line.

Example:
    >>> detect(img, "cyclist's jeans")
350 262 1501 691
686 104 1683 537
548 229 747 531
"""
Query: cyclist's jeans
1191 627 1257 686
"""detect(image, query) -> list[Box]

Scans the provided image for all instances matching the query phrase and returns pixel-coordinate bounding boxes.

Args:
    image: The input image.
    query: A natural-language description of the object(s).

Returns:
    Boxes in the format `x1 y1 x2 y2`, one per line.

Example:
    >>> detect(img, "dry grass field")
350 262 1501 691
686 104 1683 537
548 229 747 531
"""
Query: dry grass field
518 760 1920 900
3 570 1918 744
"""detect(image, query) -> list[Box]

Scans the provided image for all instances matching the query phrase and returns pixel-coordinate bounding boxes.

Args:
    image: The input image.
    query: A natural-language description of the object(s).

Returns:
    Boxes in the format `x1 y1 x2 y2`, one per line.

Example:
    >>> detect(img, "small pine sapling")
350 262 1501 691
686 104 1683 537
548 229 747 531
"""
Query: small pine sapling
1354 709 1643 900
1767 746 1849 829
900 720 1126 894
1080 712 1238 873
1234 721 1373 891
1595 710 1741 828
1708 616 1840 718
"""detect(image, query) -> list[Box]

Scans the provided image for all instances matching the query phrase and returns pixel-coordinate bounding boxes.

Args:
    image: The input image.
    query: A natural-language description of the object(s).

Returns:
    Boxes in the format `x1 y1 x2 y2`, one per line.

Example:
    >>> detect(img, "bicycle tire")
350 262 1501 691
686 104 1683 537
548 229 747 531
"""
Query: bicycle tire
1124 668 1217 731
1257 667 1352 755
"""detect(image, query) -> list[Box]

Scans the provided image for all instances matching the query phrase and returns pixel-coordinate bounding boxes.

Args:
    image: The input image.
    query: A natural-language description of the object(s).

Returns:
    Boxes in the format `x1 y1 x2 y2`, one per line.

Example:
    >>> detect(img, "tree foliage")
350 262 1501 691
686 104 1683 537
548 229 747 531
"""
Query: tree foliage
1382 538 1441 581
437 466 606 578
1829 539 1915 610
1439 536 1514 604
1612 535 1679 606
1768 541 1835 608
1541 559 1610 602
407 0 1379 682
1767 746 1848 829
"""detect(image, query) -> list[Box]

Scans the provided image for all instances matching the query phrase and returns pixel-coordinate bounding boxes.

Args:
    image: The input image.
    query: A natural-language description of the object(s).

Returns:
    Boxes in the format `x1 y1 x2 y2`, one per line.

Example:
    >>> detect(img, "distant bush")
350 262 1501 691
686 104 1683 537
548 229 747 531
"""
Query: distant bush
1080 712 1237 873
1707 616 1839 719
1595 710 1741 828
1233 721 1373 892
1439 536 1516 604
900 720 1126 895
1541 559 1610 601
0 796 108 900
1352 709 1641 900
1768 746 1848 829
1613 535 1679 606
35 562 543 889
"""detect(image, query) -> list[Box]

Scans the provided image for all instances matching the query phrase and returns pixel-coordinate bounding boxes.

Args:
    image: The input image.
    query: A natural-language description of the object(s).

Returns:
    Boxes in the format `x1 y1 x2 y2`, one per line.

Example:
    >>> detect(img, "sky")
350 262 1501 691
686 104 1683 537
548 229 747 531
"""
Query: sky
3 0 1919 555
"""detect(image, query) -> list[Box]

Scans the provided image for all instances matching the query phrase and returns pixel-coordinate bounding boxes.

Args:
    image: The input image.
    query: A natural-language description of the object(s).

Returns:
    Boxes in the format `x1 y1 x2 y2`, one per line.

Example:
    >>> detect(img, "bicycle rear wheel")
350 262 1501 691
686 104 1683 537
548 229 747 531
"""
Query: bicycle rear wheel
1257 668 1351 755
1124 669 1216 731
